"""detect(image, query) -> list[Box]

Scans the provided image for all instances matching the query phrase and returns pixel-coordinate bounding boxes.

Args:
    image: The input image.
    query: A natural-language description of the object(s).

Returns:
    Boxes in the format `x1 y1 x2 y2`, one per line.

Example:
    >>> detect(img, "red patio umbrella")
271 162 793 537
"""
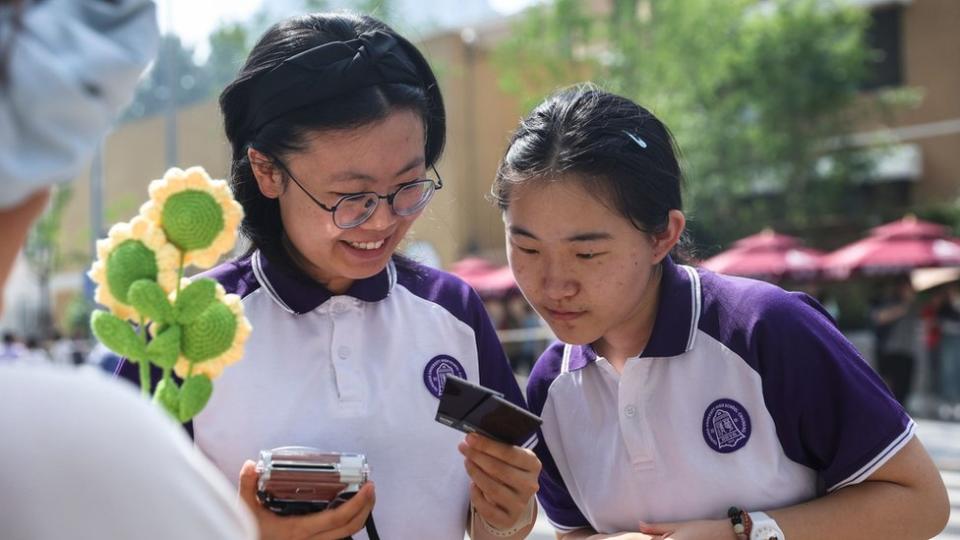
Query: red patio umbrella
448 257 518 296
821 215 960 279
701 228 824 282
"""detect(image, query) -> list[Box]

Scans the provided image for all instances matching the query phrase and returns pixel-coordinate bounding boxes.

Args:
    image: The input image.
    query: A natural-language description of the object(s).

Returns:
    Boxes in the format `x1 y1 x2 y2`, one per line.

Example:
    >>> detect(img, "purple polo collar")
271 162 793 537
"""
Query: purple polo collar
566 255 702 371
251 249 395 314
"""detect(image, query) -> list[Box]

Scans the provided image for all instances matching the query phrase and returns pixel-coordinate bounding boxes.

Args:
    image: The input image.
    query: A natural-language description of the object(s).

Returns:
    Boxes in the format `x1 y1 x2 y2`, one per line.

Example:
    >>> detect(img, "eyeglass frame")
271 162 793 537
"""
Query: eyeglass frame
267 154 443 229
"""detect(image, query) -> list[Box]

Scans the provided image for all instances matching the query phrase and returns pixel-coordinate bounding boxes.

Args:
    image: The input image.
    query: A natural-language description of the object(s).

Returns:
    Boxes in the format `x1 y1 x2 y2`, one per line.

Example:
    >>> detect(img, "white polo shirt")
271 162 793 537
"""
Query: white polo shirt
0 364 257 540
192 250 526 539
527 256 913 534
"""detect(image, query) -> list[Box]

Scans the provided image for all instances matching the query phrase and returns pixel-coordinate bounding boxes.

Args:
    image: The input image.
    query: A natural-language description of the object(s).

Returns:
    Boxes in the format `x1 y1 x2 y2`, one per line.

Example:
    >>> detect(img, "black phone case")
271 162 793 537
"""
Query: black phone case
434 374 542 447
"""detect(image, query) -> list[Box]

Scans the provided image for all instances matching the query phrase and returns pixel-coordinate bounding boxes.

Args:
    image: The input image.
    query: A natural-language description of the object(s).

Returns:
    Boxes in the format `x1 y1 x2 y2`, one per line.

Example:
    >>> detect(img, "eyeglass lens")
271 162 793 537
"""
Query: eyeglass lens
334 180 437 228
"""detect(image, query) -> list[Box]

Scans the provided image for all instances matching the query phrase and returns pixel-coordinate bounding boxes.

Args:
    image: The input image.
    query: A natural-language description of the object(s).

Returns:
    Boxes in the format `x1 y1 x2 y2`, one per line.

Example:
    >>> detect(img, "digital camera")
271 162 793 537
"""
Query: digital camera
255 446 369 515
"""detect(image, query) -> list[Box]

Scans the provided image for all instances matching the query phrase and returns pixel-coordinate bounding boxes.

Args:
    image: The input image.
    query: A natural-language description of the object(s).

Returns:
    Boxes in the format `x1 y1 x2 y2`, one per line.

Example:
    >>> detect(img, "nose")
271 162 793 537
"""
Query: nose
360 196 398 230
541 260 578 301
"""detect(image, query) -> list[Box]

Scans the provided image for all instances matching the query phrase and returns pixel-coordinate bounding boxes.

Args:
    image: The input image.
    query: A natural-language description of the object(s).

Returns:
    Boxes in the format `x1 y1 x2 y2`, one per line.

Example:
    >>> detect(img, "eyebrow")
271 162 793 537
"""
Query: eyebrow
329 156 426 183
509 226 613 242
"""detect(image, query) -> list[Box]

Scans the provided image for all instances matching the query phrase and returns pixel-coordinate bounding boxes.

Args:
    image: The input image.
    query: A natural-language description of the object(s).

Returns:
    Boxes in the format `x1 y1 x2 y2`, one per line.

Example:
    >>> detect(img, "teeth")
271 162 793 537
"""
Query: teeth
347 240 385 250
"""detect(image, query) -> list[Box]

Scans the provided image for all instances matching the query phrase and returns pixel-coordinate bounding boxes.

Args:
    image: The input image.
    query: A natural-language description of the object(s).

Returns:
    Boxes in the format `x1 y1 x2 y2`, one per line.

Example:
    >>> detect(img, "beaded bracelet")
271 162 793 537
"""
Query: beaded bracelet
727 506 749 540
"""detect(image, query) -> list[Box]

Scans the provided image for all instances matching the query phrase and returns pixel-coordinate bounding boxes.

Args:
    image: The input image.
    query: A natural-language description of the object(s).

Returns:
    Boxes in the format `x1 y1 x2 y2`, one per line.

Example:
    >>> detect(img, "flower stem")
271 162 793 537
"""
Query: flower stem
138 316 149 398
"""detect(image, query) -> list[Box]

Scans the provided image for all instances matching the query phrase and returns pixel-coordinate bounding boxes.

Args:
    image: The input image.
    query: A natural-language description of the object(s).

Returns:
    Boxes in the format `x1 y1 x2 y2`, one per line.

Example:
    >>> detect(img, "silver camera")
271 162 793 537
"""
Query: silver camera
255 446 369 515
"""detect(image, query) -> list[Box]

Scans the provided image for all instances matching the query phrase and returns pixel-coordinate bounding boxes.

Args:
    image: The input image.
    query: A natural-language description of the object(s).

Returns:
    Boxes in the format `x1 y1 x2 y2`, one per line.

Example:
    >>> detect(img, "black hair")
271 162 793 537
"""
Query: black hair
492 84 683 238
219 12 445 262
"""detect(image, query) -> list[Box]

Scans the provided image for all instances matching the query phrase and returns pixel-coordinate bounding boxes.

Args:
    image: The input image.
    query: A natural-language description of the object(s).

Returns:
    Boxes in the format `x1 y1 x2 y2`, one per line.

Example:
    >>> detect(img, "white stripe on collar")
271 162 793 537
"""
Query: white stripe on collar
387 258 397 292
251 250 296 315
680 264 702 352
561 343 572 374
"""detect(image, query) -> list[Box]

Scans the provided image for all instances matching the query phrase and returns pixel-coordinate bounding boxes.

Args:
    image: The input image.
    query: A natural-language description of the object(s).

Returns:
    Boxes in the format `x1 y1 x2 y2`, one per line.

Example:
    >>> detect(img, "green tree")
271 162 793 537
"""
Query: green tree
206 22 252 92
124 35 215 121
496 0 904 252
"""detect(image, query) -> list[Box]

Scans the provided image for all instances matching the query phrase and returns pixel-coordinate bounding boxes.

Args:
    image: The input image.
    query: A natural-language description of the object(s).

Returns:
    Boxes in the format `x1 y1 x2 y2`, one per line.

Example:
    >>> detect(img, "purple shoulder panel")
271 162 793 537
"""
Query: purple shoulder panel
197 255 261 299
695 269 910 488
526 342 591 530
394 261 527 410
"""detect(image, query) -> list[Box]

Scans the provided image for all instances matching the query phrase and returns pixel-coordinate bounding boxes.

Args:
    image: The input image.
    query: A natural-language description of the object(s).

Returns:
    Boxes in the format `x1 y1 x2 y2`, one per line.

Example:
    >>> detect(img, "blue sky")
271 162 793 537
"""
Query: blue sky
156 0 539 57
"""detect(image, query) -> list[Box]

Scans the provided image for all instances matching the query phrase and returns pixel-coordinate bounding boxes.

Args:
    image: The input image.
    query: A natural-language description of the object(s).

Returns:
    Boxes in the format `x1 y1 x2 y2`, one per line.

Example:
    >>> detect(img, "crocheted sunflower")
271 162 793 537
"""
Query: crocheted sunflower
89 166 250 422
87 216 180 321
172 280 252 380
139 166 243 269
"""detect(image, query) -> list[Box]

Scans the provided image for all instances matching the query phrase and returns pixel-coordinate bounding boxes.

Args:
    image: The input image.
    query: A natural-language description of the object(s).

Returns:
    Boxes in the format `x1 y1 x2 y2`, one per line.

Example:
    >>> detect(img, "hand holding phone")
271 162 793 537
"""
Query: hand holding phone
435 374 541 448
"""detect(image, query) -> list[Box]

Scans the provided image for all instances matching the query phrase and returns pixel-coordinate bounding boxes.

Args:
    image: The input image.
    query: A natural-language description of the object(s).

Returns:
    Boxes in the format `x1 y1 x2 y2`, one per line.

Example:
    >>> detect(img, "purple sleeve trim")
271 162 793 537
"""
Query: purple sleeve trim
696 271 911 489
527 343 591 530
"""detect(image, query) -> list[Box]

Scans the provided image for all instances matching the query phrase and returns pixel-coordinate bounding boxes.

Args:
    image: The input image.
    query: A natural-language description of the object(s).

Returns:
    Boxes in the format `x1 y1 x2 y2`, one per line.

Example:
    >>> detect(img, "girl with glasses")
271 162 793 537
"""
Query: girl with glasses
493 85 948 540
119 11 540 540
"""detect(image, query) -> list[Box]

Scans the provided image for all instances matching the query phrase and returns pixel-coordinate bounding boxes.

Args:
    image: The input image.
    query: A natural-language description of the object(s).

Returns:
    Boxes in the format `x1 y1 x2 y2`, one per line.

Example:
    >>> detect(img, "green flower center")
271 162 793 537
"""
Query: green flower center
106 240 158 303
182 301 237 362
161 190 224 251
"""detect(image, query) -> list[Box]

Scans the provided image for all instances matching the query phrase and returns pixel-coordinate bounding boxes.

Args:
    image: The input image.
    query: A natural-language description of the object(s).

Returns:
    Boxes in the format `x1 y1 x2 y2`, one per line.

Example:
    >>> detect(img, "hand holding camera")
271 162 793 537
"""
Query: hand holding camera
238 448 375 540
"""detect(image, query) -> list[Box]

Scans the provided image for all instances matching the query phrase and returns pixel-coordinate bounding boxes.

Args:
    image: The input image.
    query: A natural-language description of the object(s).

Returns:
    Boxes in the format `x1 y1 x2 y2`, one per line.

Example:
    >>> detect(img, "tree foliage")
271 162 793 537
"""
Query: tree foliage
495 0 903 252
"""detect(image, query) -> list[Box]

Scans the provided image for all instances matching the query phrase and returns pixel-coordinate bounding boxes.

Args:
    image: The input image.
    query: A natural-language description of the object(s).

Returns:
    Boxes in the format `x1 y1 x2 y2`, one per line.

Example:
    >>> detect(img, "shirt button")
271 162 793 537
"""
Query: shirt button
623 405 638 418
337 346 351 359
332 303 347 314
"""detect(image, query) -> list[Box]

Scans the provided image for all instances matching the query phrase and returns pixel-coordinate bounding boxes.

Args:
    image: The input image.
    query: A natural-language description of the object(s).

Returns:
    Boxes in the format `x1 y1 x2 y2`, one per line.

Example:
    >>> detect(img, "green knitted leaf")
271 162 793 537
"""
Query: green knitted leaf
181 300 236 362
174 278 217 324
106 240 158 303
153 378 181 420
161 190 224 251
179 374 213 422
90 310 146 362
128 279 173 323
146 324 181 369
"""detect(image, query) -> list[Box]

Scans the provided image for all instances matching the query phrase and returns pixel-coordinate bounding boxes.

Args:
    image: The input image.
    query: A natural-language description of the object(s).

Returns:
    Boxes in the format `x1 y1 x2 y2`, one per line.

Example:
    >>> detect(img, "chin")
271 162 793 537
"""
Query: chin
548 324 599 347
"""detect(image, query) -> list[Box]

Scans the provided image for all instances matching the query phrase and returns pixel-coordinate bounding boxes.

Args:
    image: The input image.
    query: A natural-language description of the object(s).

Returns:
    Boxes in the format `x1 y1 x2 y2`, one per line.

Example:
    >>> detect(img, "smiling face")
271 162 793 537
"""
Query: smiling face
504 177 681 357
250 109 428 293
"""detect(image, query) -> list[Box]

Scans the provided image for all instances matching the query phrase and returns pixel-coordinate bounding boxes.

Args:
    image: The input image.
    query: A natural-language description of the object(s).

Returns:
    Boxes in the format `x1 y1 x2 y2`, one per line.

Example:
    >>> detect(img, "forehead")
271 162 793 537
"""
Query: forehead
293 109 426 178
505 177 630 237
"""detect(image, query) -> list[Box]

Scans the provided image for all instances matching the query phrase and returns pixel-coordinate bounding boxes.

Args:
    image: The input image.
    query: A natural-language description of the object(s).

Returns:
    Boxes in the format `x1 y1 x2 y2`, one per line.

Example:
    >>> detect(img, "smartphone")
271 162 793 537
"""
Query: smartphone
435 374 541 448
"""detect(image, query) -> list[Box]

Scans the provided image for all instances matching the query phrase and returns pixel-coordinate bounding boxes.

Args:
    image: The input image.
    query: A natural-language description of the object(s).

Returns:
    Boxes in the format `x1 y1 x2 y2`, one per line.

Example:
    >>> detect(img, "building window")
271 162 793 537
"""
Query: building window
863 5 904 90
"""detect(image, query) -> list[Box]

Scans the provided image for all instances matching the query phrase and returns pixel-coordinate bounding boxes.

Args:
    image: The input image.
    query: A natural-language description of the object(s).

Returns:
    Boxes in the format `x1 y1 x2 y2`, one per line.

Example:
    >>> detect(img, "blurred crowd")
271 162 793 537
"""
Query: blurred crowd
863 273 960 420
0 330 120 372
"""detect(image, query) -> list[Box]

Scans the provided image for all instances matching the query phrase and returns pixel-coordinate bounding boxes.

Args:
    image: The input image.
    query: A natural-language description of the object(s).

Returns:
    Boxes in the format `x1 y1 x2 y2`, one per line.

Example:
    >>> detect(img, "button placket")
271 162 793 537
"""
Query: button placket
329 300 363 404
618 360 654 467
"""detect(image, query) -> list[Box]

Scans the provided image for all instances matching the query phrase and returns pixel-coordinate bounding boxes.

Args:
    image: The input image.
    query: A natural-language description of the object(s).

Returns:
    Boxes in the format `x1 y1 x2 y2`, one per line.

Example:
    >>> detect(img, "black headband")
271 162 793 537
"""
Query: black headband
244 30 423 136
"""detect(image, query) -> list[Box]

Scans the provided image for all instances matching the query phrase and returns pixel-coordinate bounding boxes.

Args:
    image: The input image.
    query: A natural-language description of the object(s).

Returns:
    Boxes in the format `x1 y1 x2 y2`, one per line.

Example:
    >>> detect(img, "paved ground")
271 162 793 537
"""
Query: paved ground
522 419 960 540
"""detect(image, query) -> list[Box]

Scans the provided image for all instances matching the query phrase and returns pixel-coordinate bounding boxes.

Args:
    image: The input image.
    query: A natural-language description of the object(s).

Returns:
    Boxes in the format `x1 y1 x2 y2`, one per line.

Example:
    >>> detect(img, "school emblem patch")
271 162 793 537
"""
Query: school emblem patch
423 355 467 398
702 398 751 453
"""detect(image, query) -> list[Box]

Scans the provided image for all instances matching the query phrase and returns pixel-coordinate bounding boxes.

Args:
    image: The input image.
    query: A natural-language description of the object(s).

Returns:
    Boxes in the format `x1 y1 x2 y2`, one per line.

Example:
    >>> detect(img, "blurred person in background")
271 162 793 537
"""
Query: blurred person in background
937 282 960 410
0 330 24 361
0 1 257 538
870 277 919 405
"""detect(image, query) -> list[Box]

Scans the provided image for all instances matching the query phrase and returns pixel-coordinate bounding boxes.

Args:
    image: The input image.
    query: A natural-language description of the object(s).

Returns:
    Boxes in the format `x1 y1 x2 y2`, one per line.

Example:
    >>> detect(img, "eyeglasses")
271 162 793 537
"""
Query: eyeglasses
270 156 443 229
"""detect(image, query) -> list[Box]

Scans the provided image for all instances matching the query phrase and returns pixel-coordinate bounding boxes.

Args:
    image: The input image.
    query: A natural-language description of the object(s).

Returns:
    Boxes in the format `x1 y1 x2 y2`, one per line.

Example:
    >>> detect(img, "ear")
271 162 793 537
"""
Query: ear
247 147 285 199
650 210 686 264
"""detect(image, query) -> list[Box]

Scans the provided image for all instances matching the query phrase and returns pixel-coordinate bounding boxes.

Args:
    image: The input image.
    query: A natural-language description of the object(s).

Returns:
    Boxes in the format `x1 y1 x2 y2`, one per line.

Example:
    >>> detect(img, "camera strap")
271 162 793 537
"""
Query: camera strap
343 513 380 540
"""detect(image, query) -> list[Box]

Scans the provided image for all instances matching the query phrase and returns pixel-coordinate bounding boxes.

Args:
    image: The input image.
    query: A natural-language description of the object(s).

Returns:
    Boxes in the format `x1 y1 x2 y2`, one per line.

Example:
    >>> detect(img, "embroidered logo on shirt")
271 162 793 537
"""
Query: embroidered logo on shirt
423 355 467 398
702 398 751 453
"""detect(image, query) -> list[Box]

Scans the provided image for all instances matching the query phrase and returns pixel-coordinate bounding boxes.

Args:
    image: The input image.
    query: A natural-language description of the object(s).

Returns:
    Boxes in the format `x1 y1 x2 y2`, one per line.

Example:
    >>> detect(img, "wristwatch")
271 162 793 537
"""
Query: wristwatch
749 511 784 540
